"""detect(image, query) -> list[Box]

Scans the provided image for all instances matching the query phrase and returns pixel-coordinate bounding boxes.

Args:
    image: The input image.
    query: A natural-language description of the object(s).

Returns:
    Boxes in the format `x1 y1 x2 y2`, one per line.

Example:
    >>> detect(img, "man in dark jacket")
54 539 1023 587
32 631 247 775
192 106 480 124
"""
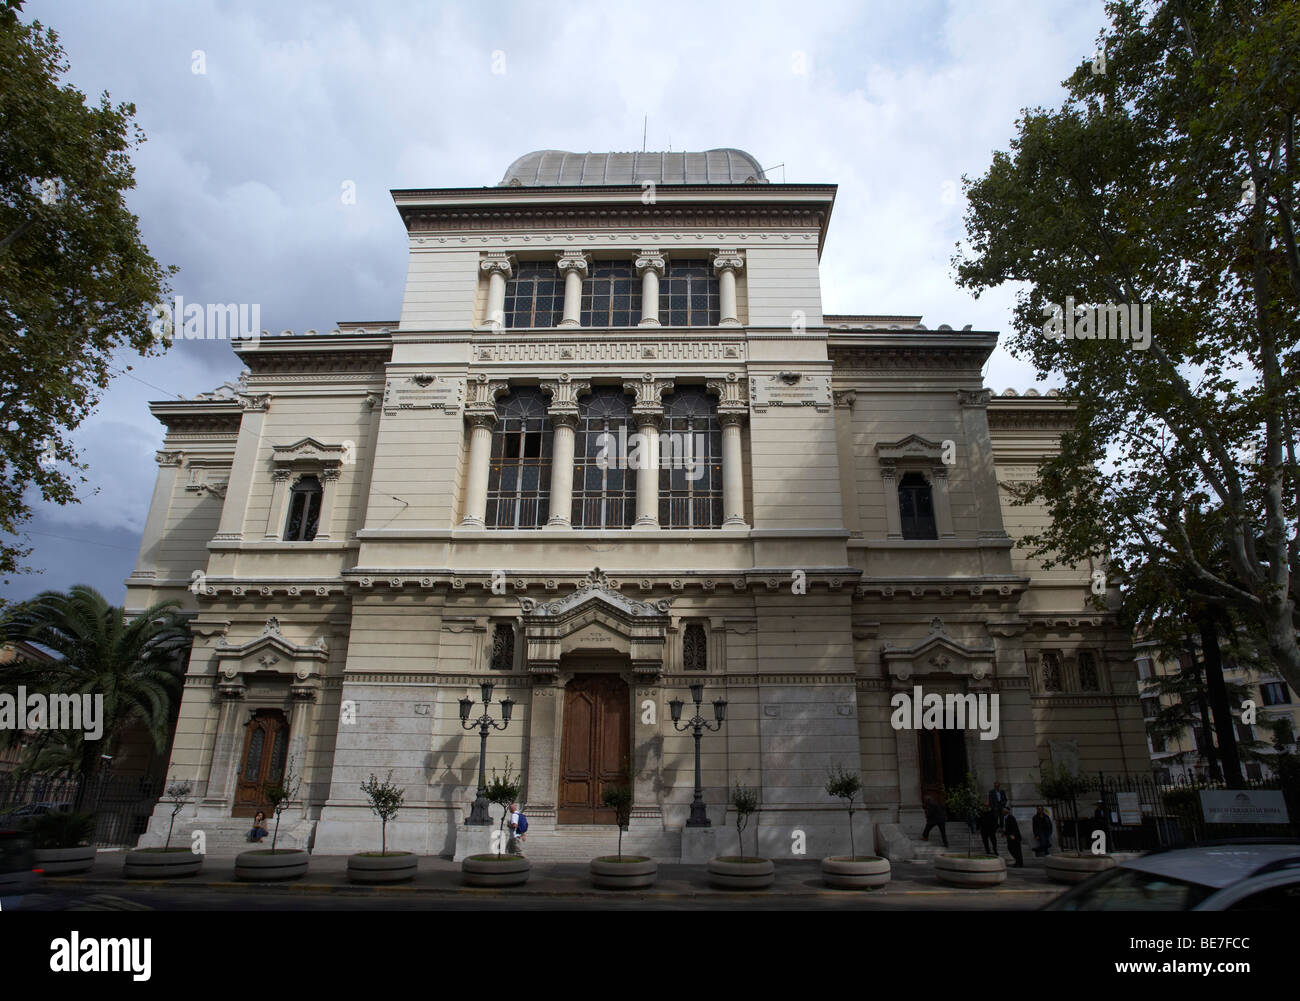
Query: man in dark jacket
921 796 949 848
1032 806 1053 857
977 806 998 855
1003 808 1024 867
988 781 1008 820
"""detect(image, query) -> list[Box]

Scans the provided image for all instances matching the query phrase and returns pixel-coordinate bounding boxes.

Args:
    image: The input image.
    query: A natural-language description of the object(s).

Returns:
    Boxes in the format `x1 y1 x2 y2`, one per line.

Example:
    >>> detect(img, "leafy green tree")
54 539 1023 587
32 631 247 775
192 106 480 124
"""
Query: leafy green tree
161 779 191 851
600 781 634 860
954 0 1300 694
1 585 190 791
0 5 175 587
262 757 301 852
359 771 405 855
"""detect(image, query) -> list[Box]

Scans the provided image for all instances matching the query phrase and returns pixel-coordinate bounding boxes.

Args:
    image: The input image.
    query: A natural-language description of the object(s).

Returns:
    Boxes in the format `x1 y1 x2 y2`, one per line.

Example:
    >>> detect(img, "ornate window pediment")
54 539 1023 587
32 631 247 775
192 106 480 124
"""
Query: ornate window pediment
880 618 995 682
270 438 350 468
875 434 946 468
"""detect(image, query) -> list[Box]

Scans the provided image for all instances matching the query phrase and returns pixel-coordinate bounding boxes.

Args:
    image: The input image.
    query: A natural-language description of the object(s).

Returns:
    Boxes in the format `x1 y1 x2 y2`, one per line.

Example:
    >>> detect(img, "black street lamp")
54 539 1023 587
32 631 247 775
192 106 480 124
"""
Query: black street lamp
669 682 727 827
459 680 515 826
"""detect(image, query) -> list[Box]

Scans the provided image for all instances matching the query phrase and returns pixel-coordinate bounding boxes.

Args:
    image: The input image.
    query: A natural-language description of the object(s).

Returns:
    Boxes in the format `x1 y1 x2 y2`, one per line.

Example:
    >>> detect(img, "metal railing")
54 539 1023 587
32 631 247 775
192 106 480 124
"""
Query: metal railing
0 773 161 847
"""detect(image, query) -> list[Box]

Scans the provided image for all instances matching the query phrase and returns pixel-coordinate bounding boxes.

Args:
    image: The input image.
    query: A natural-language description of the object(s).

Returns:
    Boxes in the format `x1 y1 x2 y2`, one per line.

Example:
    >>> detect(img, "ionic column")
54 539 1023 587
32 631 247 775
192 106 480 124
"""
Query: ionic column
479 254 514 331
135 451 183 572
624 376 672 530
460 414 496 528
287 684 318 805
881 466 902 538
931 466 955 538
205 684 246 807
711 250 744 327
636 250 666 327
556 253 589 328
719 411 748 528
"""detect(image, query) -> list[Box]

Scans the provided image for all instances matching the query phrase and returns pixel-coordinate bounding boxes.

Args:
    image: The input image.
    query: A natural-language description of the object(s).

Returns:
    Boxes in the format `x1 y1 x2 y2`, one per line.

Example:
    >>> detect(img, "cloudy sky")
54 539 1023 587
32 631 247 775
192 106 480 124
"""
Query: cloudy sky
5 0 1110 606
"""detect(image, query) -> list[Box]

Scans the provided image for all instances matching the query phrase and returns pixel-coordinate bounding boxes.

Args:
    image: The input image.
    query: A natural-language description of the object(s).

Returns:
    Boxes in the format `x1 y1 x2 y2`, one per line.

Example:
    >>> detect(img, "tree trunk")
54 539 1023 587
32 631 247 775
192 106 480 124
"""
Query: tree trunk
1198 608 1244 787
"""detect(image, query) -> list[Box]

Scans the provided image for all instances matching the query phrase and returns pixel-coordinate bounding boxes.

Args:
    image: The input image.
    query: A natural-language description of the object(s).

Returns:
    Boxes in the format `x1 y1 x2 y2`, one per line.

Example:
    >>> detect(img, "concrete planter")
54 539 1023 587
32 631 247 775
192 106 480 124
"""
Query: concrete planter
123 847 203 879
347 852 418 884
33 846 97 876
461 854 531 887
590 856 658 889
707 857 775 890
934 853 1007 887
234 848 310 881
1046 852 1118 884
821 856 891 889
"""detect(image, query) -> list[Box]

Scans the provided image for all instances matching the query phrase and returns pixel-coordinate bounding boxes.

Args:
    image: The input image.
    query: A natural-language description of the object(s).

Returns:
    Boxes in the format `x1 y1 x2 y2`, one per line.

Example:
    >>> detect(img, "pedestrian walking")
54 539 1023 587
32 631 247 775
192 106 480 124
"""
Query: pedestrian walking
507 801 528 855
978 806 998 855
1032 805 1053 857
920 795 949 848
1003 807 1024 867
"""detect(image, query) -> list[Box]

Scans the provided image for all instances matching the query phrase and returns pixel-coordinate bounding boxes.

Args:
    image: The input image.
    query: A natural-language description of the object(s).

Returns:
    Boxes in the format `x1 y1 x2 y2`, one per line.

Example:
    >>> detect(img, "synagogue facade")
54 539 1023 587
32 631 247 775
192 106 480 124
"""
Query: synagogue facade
130 148 1147 859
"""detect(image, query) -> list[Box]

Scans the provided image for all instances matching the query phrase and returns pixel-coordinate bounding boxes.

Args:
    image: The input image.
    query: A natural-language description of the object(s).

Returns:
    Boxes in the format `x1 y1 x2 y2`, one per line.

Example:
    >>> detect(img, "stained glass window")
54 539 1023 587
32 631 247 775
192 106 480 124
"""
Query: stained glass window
284 475 321 541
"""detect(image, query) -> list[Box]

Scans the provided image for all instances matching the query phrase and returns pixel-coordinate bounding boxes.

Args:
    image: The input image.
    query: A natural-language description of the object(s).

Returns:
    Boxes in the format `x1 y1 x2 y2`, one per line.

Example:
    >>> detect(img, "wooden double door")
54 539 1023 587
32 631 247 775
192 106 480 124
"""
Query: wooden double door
919 727 969 809
234 709 289 817
558 674 631 825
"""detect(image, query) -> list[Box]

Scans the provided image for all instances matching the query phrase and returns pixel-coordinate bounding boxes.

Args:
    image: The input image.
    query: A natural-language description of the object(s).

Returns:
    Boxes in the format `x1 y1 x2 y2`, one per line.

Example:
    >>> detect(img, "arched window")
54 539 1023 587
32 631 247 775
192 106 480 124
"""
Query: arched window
504 262 563 328
660 259 719 326
659 388 722 529
581 259 641 327
683 623 707 671
572 387 635 528
486 389 552 529
898 472 937 540
1040 651 1062 693
284 475 322 541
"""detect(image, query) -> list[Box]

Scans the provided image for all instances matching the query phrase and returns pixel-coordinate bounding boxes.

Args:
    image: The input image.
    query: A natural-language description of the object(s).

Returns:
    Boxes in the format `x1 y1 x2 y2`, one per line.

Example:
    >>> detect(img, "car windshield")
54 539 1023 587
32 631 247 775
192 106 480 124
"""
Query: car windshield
1048 866 1217 911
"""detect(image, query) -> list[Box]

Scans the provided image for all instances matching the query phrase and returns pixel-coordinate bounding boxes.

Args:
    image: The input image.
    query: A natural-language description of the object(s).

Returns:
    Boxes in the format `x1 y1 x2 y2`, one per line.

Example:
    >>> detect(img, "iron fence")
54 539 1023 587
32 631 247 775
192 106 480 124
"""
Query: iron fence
0 773 161 847
1043 771 1300 853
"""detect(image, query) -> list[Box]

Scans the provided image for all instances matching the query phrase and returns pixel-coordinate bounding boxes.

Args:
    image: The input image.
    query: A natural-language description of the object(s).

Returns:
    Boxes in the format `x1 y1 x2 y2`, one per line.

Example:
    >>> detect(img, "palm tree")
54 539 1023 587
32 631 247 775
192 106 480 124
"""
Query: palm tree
2 585 191 790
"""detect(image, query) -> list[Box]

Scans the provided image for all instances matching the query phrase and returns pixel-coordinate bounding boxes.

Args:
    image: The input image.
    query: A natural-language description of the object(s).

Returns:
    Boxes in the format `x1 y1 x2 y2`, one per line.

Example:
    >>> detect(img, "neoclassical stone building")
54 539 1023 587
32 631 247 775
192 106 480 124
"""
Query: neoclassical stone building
130 149 1146 859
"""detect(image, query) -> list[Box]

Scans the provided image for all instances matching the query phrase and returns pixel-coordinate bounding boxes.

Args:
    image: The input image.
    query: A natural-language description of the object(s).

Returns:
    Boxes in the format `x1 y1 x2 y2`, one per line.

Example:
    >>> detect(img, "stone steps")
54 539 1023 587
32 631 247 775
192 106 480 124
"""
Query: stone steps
516 827 681 862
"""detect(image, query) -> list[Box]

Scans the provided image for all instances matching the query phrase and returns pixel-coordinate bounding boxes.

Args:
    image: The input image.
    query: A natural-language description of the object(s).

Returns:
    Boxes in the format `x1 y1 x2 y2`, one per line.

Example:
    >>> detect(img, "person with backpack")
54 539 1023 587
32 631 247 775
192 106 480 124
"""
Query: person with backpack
508 802 527 855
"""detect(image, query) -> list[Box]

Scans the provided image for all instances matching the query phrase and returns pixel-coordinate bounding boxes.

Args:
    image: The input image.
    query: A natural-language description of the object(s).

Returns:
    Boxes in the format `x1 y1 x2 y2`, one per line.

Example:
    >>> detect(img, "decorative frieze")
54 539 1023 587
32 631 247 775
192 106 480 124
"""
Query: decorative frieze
471 339 745 363
749 372 832 412
382 373 465 415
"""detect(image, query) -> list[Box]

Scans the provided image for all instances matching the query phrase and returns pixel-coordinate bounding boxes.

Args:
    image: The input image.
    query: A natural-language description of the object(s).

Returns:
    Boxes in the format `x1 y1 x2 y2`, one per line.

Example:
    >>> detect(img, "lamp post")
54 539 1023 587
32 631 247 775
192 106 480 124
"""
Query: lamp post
669 682 727 827
459 680 515 826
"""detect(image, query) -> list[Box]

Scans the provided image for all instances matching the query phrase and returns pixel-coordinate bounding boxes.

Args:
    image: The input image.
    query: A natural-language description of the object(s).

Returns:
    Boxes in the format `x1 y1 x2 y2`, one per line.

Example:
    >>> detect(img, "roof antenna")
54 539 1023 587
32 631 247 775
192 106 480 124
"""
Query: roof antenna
642 115 647 152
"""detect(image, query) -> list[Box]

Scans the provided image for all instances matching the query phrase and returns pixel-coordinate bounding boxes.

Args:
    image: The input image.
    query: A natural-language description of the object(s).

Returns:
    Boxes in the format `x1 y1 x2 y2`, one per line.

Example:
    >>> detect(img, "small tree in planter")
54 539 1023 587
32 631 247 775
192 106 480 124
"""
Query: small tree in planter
162 780 192 851
943 773 984 858
360 771 405 855
730 781 761 860
27 809 98 875
601 781 634 860
262 757 302 852
825 763 864 858
1037 762 1094 851
346 771 417 884
484 757 523 858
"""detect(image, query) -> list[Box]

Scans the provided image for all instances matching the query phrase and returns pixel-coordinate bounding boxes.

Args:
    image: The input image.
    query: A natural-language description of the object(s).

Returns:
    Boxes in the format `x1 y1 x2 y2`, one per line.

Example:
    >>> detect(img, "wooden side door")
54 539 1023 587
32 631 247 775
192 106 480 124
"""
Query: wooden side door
233 710 289 817
558 675 630 824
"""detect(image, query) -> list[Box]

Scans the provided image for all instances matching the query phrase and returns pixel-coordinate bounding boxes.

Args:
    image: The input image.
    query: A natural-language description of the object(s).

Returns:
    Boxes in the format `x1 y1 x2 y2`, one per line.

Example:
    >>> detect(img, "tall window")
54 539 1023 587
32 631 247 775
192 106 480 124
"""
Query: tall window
581 260 641 327
486 389 552 529
659 388 722 529
489 623 516 671
572 387 635 528
1040 651 1062 693
659 259 719 326
683 623 707 671
898 472 937 540
284 475 322 541
503 262 563 328
1078 651 1101 691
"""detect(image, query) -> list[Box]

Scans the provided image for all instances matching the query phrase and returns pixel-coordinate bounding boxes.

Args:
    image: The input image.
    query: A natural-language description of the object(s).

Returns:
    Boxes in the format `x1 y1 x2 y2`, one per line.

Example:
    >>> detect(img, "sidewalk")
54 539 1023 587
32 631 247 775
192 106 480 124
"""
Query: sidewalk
42 851 1068 901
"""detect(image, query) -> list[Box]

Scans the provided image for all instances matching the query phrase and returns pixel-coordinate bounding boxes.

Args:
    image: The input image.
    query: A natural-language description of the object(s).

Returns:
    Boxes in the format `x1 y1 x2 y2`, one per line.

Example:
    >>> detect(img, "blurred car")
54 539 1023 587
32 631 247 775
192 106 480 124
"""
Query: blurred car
0 801 72 822
0 825 37 894
1044 841 1300 910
